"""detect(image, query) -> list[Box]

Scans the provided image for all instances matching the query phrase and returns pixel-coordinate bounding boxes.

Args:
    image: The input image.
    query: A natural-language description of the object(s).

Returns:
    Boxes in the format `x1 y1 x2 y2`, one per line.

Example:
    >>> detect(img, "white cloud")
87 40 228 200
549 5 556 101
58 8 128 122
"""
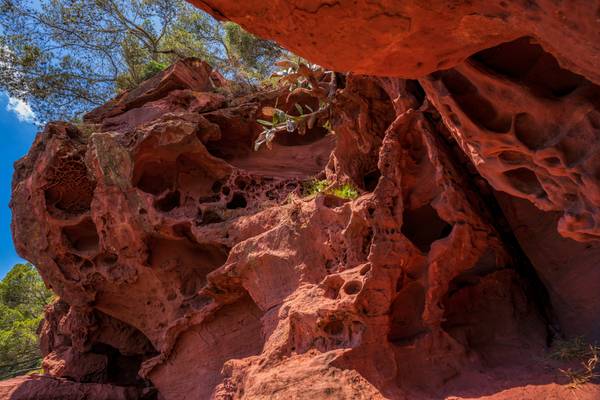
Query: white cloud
1 45 36 124
6 96 36 123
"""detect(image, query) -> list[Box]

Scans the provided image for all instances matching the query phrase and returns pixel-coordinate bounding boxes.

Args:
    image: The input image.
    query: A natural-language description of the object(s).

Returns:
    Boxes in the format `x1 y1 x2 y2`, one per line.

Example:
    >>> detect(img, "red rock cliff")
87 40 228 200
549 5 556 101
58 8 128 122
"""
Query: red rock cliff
7 3 600 399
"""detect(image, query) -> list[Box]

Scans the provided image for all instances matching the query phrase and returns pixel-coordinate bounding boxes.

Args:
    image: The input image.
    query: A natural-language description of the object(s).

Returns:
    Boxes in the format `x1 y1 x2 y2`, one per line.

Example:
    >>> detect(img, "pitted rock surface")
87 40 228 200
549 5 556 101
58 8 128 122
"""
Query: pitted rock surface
189 0 600 84
8 16 600 398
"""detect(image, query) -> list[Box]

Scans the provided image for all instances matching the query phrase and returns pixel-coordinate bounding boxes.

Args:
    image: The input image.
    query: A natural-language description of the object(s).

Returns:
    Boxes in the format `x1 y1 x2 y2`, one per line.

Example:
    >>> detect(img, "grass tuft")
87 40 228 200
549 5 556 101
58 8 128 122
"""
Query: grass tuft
551 336 600 388
302 179 359 200
331 183 359 200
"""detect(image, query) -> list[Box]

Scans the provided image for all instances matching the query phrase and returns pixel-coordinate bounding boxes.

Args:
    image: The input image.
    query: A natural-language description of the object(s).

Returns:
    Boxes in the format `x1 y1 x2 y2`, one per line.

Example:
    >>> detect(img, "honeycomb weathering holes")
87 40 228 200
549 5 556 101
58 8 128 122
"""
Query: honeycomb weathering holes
44 154 95 216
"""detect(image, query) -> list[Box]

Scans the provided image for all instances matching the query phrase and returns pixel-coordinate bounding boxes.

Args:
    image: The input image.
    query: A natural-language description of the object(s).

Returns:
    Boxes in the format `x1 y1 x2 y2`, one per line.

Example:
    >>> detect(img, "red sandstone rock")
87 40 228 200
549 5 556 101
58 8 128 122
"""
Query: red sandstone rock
0 375 152 400
188 0 600 373
419 37 600 340
11 56 599 400
189 0 600 85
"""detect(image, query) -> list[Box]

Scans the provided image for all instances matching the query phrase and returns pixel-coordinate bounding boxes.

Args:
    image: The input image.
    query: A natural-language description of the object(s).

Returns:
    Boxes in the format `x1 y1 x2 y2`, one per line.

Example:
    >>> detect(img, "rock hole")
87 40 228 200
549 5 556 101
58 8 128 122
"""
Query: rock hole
556 128 590 167
226 192 247 209
133 160 174 195
265 190 276 200
81 260 93 272
154 190 180 212
322 194 346 208
343 280 362 295
146 237 229 297
470 37 585 98
438 69 511 133
543 157 561 167
91 311 158 386
211 180 223 193
173 222 195 242
445 249 498 299
401 204 452 253
322 275 344 299
323 320 344 336
203 111 256 161
503 168 546 197
513 113 548 150
234 176 248 190
62 218 100 253
363 170 381 192
498 151 528 165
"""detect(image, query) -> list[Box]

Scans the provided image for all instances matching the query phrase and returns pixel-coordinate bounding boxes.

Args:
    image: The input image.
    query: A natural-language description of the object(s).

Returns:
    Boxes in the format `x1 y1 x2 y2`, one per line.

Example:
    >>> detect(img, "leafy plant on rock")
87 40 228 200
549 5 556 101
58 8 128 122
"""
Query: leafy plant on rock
254 59 336 151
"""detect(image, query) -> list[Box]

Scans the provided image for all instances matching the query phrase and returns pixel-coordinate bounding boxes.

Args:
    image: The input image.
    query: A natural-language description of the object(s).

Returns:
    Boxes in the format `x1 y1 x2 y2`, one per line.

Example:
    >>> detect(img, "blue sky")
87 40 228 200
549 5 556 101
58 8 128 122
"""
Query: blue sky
0 94 37 278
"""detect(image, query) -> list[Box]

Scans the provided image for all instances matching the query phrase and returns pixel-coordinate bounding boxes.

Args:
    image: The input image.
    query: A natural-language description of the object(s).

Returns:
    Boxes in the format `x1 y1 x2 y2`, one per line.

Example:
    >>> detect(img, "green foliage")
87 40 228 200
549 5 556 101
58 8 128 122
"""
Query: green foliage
0 263 54 380
331 183 359 200
222 21 282 83
0 263 53 314
254 60 336 151
0 0 286 122
304 179 330 196
140 60 169 81
303 179 359 200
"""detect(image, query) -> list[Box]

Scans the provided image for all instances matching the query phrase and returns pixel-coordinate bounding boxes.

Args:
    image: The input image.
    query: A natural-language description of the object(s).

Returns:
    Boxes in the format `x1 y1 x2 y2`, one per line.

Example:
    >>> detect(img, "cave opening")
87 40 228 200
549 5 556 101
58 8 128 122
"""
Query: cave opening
470 36 585 98
401 203 452 253
363 169 381 192
419 92 557 347
154 190 181 212
434 69 512 133
226 192 247 209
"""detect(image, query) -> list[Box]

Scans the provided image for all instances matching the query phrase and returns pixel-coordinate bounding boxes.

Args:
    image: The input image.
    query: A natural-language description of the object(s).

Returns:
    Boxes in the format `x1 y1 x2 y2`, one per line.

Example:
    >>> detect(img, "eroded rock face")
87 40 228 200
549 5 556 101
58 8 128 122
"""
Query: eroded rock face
0 375 150 400
189 0 600 84
422 37 600 242
12 56 597 400
192 0 600 357
419 37 600 340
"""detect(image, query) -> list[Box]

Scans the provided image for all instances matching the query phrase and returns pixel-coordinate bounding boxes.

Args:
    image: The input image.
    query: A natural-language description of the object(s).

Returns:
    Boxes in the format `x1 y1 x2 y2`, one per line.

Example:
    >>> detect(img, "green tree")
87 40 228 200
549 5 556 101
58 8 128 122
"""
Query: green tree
0 0 286 122
0 263 53 380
